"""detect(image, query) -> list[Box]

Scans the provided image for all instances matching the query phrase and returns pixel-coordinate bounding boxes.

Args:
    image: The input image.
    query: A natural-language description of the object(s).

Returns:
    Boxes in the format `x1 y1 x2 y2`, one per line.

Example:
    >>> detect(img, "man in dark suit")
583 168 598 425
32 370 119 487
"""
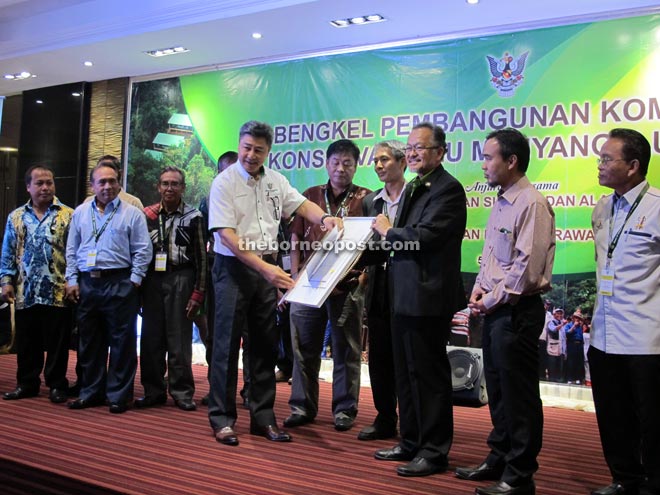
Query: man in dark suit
359 139 407 441
371 122 467 477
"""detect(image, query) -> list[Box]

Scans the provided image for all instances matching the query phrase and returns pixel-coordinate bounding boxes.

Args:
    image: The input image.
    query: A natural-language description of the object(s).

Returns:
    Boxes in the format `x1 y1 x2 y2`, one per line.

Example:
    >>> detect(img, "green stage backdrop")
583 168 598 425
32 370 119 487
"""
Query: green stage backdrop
128 13 660 276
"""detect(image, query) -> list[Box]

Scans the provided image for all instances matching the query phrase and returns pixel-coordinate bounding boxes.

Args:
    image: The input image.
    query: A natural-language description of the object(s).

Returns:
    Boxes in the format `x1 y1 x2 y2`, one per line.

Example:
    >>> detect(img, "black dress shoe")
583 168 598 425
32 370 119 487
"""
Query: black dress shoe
214 426 239 446
3 387 39 400
250 424 292 442
334 411 356 431
174 399 197 411
456 461 504 481
357 423 397 441
67 397 105 409
374 445 415 461
201 394 209 406
397 457 447 477
134 395 167 408
49 388 68 404
283 413 312 428
591 483 634 495
475 480 535 495
109 402 128 414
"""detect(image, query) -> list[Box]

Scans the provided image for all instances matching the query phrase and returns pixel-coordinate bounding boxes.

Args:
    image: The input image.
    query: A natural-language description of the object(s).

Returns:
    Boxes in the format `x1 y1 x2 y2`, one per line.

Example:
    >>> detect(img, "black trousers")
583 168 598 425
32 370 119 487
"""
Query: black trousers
14 304 71 391
366 308 397 429
391 312 453 465
589 347 660 493
140 269 195 401
76 272 138 405
205 255 250 395
482 295 544 486
208 255 278 430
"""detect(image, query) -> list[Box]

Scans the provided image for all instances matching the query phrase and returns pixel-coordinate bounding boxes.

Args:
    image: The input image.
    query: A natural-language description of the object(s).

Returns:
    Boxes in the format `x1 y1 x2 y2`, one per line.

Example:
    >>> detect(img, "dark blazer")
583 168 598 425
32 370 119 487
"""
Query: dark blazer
384 165 467 317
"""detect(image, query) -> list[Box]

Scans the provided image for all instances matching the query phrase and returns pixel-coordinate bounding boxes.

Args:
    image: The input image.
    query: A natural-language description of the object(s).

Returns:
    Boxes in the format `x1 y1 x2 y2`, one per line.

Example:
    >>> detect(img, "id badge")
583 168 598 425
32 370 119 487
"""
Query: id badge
599 265 614 296
155 252 167 272
281 254 291 272
86 249 97 267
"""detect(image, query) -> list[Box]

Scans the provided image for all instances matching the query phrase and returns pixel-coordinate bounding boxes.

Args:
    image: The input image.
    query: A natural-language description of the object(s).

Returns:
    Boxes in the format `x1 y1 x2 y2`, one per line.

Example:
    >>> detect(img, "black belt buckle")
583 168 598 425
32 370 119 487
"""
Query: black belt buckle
90 271 101 279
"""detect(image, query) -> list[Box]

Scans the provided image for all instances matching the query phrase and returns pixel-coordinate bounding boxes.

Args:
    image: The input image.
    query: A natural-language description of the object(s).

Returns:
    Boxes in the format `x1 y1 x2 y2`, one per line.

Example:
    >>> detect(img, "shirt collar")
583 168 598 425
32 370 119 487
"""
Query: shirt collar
93 196 121 212
374 182 406 204
498 175 531 205
323 181 354 203
236 160 266 184
158 200 185 215
25 197 62 212
619 179 648 206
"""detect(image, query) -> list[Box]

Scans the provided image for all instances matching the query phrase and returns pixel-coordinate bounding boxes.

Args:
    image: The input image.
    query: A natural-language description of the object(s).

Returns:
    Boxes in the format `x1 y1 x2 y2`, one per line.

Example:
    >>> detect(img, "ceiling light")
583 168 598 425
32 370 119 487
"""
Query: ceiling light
145 46 189 58
36 100 43 104
3 71 35 81
330 14 385 28
84 61 94 67
72 92 81 97
466 0 479 3
252 32 262 39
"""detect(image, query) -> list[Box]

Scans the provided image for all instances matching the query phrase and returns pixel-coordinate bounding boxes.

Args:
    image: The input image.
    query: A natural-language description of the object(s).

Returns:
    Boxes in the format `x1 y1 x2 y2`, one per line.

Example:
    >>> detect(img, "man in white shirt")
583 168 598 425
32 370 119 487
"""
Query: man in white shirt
589 128 660 495
207 121 341 447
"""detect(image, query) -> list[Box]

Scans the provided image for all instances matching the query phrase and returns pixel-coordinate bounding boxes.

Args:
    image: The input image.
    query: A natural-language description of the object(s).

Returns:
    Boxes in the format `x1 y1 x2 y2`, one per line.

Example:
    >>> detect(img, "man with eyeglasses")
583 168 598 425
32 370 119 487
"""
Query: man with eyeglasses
136 166 207 412
589 128 660 495
371 122 467 477
456 128 555 495
284 138 371 433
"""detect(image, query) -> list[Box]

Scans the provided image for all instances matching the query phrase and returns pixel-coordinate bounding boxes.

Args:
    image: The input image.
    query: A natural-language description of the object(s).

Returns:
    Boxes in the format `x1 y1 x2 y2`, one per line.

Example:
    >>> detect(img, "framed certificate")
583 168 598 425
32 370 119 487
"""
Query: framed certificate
282 217 375 308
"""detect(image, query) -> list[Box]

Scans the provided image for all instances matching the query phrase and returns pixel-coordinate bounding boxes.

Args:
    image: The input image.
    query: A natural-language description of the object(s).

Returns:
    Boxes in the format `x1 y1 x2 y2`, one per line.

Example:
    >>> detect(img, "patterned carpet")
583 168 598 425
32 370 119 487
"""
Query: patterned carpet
0 352 610 495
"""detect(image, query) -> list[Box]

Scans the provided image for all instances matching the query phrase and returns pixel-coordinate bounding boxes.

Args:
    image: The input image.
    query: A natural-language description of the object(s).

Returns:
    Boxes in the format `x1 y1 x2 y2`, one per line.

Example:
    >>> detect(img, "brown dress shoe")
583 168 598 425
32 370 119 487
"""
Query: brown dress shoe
214 426 239 446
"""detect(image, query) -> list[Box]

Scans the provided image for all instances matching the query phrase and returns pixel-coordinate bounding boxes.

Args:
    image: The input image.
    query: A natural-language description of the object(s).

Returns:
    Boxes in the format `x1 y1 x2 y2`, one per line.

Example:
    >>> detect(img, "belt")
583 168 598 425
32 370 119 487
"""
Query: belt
258 253 277 264
151 264 194 273
81 268 130 279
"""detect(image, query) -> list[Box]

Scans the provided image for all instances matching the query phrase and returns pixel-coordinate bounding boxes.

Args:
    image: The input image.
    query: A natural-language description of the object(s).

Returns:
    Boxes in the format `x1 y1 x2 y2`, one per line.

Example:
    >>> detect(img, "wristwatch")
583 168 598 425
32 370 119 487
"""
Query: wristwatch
320 213 333 226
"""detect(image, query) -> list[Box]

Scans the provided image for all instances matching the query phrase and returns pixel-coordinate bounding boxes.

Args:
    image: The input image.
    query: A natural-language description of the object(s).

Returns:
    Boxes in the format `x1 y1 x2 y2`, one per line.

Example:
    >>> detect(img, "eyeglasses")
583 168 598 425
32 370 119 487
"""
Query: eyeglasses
404 145 440 154
160 181 182 188
596 157 626 166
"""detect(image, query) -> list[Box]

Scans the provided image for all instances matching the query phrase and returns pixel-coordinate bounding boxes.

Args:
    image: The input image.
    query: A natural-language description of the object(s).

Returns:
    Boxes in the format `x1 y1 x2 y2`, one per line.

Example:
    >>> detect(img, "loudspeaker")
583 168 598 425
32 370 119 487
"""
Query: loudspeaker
448 346 488 407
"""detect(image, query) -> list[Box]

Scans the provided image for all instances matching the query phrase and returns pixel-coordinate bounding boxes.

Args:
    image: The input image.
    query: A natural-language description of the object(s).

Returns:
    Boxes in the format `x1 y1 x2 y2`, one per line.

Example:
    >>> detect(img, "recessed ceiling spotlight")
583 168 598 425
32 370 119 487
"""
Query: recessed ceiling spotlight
330 14 385 28
252 32 262 39
3 71 35 80
36 100 43 104
466 0 479 4
144 46 190 57
72 92 81 97
84 61 93 67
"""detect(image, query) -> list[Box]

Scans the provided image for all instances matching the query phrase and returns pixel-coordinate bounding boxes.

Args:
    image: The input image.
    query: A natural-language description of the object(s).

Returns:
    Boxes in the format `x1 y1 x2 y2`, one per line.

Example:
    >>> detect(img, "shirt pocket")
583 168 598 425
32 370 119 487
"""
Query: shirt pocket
492 230 515 263
623 229 655 256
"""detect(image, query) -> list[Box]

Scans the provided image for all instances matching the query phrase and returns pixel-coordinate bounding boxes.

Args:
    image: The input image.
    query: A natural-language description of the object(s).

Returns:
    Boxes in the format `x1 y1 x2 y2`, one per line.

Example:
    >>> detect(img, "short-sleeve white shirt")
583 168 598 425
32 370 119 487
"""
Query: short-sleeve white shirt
208 161 305 257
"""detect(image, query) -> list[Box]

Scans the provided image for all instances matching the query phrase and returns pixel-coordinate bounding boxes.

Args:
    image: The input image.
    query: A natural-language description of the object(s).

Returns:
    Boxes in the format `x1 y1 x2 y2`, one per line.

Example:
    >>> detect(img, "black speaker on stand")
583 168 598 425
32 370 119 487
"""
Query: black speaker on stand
448 346 488 407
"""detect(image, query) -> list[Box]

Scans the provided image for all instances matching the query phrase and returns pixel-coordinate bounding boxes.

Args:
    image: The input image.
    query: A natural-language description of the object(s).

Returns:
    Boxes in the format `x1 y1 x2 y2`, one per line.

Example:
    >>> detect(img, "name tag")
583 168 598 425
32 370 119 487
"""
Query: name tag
155 252 167 272
86 249 97 267
599 266 614 296
281 254 291 272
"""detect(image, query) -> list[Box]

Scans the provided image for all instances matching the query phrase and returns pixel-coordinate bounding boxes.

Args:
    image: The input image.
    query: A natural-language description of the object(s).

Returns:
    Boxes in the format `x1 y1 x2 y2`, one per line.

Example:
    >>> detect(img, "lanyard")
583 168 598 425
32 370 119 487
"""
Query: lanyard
91 200 120 244
607 182 649 259
158 210 175 251
324 184 355 218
